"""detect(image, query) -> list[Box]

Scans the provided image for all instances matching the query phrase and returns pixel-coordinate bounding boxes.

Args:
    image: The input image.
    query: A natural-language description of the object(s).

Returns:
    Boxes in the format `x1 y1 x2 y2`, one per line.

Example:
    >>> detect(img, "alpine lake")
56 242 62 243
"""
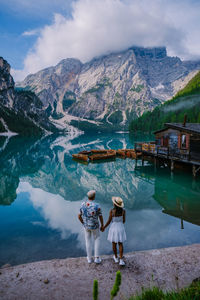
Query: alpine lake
0 132 200 267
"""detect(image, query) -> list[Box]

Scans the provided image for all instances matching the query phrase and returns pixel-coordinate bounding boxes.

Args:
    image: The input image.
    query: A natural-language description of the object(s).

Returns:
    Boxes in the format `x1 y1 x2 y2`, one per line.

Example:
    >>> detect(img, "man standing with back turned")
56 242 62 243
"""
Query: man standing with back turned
78 190 104 264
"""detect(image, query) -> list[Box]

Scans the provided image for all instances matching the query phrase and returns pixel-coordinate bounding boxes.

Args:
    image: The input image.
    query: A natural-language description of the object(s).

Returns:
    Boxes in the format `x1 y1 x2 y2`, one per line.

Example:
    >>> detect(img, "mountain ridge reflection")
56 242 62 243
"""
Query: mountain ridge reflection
1 133 200 266
0 133 200 228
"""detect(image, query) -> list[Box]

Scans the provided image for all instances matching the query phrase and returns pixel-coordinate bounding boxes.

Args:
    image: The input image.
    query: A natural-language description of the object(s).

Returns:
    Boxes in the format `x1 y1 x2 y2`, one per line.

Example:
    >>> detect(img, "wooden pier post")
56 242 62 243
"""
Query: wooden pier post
192 165 196 178
192 165 200 178
171 160 174 172
181 219 184 229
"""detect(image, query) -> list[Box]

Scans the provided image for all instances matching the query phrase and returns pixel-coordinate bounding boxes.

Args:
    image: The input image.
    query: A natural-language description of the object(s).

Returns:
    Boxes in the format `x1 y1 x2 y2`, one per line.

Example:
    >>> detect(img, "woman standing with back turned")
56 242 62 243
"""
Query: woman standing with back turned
103 197 126 266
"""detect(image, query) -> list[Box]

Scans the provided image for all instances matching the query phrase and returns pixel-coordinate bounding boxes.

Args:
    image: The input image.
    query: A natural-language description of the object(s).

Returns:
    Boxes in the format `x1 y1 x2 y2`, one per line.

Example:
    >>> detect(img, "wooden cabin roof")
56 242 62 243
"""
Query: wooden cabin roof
154 123 200 135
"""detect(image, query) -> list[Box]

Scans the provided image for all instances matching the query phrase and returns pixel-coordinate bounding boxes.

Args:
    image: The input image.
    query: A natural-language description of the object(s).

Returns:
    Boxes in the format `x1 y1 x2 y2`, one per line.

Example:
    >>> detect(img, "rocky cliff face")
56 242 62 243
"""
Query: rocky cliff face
0 57 15 107
17 47 200 129
0 57 58 135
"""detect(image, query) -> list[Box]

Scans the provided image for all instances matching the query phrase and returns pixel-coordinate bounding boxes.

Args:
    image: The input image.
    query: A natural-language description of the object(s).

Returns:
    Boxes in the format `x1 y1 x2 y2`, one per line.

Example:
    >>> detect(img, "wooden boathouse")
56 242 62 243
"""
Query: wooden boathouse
135 119 200 177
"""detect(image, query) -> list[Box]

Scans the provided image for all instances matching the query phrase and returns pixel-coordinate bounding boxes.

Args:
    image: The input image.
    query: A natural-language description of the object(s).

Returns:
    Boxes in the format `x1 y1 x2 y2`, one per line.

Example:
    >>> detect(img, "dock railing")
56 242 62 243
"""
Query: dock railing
135 142 156 154
135 142 191 161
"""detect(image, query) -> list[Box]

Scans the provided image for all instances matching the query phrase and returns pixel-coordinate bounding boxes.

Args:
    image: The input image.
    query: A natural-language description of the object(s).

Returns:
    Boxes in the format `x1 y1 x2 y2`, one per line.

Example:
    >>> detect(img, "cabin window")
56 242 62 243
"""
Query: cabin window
163 137 169 147
181 134 186 149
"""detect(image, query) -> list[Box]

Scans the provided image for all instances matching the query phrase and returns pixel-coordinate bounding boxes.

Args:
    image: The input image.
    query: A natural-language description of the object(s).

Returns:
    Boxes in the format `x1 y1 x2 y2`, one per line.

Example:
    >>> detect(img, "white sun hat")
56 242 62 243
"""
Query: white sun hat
112 196 124 208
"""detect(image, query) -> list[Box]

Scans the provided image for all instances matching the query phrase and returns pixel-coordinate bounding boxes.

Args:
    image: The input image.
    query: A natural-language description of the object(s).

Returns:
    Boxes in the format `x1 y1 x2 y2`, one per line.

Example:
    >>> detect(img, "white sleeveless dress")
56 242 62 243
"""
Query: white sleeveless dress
107 215 126 243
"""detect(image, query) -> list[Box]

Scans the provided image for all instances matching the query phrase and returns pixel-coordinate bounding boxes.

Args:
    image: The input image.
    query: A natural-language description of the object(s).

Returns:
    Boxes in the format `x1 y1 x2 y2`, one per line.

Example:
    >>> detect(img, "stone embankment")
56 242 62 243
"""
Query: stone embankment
0 244 199 300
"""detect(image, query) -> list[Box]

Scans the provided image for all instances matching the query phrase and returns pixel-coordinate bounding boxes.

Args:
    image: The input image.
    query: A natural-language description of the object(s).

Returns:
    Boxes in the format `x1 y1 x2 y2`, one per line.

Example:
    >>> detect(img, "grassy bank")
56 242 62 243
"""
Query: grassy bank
129 280 200 300
93 271 200 300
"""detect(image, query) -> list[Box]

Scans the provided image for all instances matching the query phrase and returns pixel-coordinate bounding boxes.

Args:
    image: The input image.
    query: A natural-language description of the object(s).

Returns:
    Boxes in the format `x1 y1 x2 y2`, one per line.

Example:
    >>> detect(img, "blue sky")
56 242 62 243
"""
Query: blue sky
0 0 73 69
0 0 200 81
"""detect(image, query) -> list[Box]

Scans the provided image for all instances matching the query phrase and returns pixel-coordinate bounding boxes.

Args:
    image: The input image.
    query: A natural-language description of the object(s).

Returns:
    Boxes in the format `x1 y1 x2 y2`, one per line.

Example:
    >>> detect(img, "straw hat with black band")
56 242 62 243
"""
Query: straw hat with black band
112 196 124 208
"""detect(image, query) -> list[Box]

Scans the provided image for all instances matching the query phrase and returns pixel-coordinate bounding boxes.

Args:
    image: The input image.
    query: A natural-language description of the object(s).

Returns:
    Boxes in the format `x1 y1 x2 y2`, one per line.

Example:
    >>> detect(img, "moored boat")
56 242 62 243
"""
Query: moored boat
72 148 140 163
91 149 108 154
72 154 89 162
78 150 91 155
89 150 116 161
116 149 126 156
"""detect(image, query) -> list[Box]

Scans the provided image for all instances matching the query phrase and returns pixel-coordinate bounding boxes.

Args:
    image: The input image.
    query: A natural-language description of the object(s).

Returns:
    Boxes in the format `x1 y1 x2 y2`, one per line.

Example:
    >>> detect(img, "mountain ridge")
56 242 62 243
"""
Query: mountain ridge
17 46 200 131
129 70 200 133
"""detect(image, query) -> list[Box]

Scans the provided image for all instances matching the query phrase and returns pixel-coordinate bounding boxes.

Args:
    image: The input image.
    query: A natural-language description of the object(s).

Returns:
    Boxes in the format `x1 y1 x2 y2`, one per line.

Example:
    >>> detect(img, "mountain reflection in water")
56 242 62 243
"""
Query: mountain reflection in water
0 133 200 266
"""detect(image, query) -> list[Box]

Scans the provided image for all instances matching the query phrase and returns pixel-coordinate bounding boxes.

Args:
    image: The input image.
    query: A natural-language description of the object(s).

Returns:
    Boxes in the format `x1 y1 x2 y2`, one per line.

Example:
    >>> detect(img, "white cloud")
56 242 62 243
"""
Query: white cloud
17 181 200 255
22 29 40 36
17 181 85 242
13 0 200 81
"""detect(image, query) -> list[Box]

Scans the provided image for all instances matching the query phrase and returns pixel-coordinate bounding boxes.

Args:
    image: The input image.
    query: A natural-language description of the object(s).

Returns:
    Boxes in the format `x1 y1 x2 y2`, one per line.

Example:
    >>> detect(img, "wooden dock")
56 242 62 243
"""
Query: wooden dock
134 121 200 177
135 141 200 177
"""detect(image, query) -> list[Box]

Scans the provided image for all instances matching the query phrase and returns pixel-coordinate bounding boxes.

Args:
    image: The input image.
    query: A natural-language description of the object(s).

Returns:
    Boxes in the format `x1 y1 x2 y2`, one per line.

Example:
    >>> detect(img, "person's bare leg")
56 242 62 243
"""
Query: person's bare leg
118 242 123 259
112 242 117 258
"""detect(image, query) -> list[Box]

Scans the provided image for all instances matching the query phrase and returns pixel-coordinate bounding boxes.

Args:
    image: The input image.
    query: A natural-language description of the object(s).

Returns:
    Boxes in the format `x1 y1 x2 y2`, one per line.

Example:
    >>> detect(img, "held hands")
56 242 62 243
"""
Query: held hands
100 225 105 232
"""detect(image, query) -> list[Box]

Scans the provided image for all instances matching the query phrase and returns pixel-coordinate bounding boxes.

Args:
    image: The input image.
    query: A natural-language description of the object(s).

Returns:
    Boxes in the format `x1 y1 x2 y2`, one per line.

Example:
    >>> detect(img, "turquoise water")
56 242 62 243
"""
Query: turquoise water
0 133 200 266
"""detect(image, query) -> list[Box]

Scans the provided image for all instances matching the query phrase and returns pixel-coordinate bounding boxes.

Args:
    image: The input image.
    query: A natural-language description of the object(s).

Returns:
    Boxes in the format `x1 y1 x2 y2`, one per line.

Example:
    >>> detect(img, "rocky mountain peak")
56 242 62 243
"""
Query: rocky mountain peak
16 47 200 131
130 46 167 59
0 57 11 74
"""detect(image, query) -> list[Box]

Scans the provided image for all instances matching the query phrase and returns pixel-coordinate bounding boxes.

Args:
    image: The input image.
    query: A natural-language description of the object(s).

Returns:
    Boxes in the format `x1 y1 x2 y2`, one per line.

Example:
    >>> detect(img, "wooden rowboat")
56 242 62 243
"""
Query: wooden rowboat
89 150 116 161
72 154 88 162
78 150 91 155
72 148 140 163
116 150 126 156
91 149 108 154
126 151 132 158
126 150 136 158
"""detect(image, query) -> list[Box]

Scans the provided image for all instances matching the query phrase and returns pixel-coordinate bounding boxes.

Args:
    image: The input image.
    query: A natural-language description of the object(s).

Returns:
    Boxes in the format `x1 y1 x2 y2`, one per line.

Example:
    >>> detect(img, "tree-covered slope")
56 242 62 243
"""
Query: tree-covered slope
129 71 200 133
173 70 200 99
0 103 43 135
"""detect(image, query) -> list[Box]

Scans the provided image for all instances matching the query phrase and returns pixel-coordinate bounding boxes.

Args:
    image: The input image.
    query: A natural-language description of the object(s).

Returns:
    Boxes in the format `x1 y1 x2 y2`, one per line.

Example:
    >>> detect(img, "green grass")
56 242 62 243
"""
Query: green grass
128 280 200 300
111 271 122 300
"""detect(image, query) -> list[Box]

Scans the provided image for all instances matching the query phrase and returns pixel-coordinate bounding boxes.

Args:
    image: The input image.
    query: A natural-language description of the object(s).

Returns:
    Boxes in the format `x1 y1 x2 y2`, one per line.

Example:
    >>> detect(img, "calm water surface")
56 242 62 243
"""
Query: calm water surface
0 133 200 266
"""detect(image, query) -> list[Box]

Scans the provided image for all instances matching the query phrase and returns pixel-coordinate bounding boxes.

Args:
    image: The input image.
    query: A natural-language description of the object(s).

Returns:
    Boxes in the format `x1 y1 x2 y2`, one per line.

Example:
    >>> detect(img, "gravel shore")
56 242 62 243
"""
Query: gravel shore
0 244 200 300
